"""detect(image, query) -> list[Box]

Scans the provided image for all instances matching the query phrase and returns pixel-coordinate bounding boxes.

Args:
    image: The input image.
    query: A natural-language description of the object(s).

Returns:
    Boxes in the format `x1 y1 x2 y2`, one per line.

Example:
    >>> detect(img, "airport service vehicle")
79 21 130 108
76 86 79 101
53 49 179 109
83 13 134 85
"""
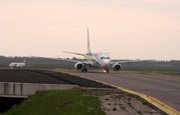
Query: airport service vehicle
62 28 131 73
9 60 26 68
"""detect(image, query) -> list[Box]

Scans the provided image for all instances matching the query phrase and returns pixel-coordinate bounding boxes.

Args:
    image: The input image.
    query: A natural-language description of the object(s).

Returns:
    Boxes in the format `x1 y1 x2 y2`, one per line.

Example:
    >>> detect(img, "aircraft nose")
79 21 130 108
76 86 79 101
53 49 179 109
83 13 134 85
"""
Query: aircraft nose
102 60 110 67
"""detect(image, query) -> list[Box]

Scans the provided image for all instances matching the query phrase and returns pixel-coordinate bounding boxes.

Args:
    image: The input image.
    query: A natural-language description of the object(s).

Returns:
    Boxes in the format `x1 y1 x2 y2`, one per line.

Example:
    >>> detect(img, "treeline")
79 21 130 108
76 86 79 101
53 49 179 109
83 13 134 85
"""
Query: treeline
0 56 180 69
0 56 73 67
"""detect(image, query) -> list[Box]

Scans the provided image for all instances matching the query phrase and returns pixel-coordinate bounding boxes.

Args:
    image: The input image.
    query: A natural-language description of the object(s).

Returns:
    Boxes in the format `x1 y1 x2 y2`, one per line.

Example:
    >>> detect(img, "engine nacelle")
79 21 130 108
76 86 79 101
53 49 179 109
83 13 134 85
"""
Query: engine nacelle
112 63 122 71
75 62 84 70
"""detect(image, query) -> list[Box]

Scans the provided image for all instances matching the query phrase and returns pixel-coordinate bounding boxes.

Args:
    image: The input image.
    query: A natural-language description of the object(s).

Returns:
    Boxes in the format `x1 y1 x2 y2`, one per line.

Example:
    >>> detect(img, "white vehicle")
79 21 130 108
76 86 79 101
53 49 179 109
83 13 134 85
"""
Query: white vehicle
62 28 132 73
9 60 26 68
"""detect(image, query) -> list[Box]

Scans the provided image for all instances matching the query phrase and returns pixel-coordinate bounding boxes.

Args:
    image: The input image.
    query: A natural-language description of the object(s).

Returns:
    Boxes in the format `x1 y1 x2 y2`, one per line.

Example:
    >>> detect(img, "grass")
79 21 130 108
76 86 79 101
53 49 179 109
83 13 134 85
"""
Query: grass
4 89 105 115
128 98 131 101
120 107 126 110
137 111 142 114
122 66 180 76
113 107 117 111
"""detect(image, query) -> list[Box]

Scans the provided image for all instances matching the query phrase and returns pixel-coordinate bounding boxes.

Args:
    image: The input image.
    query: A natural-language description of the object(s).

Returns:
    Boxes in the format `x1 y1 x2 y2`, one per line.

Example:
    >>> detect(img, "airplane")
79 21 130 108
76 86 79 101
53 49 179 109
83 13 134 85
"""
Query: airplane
9 60 26 68
61 28 133 73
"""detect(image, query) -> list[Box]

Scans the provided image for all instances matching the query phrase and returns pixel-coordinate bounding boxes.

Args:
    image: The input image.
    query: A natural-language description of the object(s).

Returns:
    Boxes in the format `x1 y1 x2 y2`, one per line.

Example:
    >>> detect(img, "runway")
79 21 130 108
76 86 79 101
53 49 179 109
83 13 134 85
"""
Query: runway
64 70 180 111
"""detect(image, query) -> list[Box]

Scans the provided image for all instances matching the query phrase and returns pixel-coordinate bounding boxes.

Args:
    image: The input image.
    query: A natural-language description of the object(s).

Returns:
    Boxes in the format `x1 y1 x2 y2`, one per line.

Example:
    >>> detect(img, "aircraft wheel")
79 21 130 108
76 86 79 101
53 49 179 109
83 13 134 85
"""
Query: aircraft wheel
85 68 88 72
107 69 109 73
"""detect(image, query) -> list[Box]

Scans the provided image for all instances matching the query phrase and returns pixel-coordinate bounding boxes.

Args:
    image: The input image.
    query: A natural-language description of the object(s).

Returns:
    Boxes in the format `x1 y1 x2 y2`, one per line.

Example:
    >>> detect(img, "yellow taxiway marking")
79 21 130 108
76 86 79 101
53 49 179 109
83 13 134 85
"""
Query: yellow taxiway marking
59 71 180 115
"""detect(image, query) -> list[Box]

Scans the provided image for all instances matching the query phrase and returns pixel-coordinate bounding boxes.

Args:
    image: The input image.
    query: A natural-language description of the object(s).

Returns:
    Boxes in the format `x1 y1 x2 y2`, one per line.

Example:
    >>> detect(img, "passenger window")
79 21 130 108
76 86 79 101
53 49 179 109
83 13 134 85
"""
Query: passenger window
101 57 109 59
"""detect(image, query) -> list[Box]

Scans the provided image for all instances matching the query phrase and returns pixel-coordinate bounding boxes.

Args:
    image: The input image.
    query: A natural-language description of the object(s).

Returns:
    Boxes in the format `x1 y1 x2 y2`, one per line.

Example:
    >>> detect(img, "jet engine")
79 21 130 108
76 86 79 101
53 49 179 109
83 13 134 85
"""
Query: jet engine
75 62 84 70
112 63 122 71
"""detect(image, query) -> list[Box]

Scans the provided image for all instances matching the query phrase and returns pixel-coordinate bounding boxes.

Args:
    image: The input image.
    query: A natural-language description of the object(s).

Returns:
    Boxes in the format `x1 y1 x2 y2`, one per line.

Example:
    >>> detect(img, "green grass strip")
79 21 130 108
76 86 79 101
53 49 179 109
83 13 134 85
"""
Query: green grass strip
4 89 105 115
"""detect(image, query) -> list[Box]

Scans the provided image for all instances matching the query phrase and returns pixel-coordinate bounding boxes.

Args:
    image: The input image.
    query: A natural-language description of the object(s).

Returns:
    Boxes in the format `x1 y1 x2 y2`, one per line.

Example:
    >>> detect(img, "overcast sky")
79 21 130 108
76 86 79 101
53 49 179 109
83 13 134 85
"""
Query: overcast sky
0 0 180 60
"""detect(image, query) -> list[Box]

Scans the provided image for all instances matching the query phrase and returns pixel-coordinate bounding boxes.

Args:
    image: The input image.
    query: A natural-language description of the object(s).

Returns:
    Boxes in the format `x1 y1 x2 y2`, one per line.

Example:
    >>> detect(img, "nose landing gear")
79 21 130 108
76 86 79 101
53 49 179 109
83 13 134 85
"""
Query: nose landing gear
103 69 109 73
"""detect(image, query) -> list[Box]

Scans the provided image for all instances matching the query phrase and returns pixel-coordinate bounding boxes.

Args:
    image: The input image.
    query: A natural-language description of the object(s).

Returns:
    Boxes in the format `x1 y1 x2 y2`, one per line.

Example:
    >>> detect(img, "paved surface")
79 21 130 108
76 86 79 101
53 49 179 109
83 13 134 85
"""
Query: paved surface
65 70 180 111
0 69 114 88
0 69 66 84
1 69 179 111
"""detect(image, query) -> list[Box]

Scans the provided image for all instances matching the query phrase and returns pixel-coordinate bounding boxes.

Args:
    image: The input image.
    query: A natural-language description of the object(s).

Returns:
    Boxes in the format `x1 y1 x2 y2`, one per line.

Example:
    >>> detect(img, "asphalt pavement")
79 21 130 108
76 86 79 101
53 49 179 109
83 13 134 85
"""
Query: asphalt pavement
0 69 179 111
0 69 114 87
65 70 180 111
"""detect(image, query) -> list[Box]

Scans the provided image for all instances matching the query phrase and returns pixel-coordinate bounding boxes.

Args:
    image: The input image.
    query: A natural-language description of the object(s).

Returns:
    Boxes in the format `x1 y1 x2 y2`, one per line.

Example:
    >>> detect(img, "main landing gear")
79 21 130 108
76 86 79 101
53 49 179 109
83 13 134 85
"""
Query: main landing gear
82 68 88 72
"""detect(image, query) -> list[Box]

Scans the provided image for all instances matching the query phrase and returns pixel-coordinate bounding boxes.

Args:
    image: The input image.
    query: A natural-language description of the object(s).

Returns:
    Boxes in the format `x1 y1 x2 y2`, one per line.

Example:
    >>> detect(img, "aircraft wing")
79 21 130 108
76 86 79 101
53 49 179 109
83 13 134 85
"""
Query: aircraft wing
59 59 78 63
110 60 141 65
62 51 85 56
59 58 91 65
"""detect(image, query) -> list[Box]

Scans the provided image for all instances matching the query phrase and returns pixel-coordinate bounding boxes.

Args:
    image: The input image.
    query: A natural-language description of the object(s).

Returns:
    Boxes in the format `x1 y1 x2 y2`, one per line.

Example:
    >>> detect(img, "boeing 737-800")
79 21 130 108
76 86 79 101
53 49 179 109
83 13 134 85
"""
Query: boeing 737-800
62 28 131 73
9 60 26 68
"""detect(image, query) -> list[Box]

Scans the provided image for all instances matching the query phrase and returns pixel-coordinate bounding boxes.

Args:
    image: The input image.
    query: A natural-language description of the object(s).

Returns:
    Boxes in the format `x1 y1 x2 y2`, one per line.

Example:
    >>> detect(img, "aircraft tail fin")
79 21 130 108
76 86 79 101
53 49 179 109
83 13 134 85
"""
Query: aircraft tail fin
87 28 92 53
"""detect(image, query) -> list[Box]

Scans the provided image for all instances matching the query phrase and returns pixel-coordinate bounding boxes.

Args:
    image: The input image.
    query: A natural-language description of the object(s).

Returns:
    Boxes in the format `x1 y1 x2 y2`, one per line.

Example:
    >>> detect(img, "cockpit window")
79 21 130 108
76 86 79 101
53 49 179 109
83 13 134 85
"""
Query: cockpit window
100 57 110 59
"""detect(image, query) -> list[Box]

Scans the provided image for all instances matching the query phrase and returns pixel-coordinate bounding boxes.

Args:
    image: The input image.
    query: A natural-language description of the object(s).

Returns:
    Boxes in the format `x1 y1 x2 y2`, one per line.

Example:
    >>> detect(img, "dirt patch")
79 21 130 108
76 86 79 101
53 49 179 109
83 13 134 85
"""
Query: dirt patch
89 88 162 115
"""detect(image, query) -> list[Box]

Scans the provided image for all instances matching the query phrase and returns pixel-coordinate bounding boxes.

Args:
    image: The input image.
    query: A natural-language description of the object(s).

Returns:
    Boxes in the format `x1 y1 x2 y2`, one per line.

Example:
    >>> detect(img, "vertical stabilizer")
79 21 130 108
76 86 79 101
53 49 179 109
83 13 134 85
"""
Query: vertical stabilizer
87 28 92 53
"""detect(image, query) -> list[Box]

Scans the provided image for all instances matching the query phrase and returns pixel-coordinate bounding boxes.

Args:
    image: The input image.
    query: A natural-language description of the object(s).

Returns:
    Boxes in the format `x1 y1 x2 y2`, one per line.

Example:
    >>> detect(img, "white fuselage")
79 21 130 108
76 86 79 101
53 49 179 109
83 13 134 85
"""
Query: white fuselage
9 62 25 68
63 28 123 73
85 53 111 69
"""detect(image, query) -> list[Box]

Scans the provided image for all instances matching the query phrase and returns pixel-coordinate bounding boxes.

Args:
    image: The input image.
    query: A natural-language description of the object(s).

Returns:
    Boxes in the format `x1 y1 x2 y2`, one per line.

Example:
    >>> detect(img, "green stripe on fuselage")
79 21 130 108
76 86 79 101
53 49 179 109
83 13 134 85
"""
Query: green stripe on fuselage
92 60 101 66
85 53 101 66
